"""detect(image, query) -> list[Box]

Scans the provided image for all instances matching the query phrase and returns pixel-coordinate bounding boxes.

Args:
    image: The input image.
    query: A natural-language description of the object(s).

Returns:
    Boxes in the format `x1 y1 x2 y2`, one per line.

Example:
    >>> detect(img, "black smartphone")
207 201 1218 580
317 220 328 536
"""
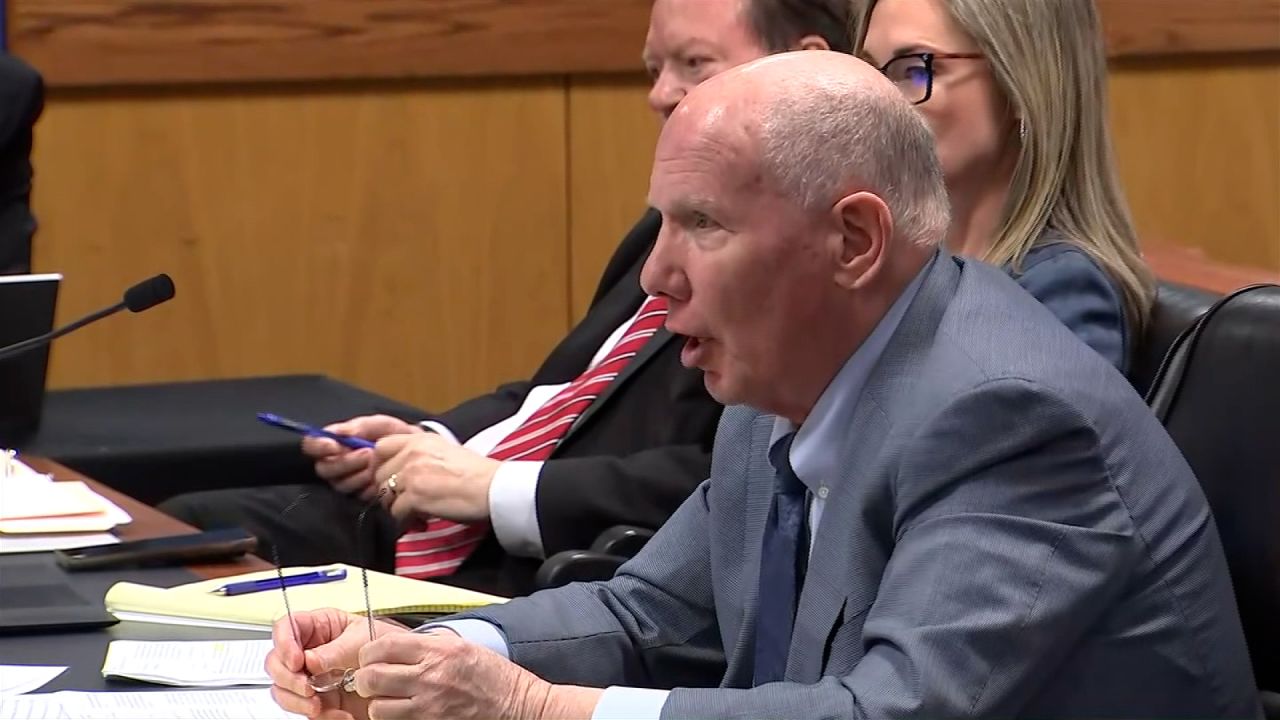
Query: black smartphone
53 528 259 571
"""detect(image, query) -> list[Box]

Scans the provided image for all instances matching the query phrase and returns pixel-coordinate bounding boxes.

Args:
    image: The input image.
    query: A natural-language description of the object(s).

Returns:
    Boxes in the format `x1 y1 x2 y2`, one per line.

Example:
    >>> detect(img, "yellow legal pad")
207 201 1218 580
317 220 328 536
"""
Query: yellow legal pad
104 564 507 629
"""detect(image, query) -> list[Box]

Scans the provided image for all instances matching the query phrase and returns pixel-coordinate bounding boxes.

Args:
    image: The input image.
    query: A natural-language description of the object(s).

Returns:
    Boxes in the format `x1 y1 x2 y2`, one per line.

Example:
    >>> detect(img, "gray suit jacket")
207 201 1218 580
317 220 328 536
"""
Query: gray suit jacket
459 255 1258 718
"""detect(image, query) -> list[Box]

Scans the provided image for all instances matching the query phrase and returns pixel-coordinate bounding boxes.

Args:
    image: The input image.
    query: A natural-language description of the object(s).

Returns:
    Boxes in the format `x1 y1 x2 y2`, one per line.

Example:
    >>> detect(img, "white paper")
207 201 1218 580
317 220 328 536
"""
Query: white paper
0 695 71 719
0 688 301 719
109 611 270 634
0 666 67 696
0 533 119 556
0 456 51 484
0 492 132 535
102 640 272 687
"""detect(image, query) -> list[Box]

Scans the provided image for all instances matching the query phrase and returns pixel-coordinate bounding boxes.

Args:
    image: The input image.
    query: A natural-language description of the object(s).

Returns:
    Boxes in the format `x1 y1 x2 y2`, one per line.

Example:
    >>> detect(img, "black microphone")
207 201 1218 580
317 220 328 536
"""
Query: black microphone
0 274 176 362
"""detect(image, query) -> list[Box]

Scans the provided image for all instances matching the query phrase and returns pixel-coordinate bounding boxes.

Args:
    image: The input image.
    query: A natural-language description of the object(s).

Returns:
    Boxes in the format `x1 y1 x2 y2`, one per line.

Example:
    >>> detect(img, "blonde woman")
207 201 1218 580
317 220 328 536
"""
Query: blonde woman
854 0 1154 372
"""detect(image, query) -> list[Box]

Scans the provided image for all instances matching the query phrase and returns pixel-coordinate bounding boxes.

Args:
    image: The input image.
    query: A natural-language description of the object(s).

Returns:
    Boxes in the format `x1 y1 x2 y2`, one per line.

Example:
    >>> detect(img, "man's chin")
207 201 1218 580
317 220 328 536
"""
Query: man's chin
702 372 739 406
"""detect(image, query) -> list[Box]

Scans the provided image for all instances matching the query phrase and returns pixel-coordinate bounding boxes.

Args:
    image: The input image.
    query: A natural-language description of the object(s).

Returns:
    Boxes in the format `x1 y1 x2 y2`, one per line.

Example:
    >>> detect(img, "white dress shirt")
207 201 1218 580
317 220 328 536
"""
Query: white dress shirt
420 300 649 559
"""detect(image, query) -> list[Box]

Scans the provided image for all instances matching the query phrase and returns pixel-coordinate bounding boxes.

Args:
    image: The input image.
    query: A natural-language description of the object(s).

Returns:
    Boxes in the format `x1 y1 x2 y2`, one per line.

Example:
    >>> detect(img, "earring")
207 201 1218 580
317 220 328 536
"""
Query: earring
1018 118 1028 143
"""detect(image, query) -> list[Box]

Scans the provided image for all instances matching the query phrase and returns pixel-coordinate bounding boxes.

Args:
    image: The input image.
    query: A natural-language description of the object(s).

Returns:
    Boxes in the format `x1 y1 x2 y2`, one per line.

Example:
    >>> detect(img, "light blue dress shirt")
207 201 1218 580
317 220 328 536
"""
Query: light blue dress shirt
430 256 931 719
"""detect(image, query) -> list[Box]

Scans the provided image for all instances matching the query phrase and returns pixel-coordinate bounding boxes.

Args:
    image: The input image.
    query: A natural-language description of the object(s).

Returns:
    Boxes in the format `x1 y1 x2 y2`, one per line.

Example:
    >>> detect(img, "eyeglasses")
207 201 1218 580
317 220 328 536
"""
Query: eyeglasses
272 488 386 694
878 52 985 105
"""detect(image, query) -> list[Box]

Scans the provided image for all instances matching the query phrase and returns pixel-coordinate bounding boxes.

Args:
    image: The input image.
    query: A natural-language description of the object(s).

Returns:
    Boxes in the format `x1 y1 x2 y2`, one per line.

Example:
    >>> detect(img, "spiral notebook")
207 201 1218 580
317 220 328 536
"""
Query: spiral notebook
104 564 506 631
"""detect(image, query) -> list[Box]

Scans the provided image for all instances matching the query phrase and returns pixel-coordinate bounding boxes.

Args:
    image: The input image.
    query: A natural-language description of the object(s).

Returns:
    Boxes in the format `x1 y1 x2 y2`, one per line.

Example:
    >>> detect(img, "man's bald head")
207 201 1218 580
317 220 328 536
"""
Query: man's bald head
662 51 950 248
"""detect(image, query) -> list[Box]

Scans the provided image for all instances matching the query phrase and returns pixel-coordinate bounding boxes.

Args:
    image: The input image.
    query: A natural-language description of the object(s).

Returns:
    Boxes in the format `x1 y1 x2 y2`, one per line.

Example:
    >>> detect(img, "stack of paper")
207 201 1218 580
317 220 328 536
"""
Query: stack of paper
0 457 130 554
105 564 507 631
0 688 301 719
102 640 272 687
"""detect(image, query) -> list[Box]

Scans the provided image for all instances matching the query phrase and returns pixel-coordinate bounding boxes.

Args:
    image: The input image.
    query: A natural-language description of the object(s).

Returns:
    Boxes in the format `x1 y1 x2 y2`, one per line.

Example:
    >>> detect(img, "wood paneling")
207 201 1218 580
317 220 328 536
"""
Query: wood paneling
31 79 571 411
9 0 651 88
567 75 660 320
1111 56 1280 275
10 0 1280 88
1103 0 1280 58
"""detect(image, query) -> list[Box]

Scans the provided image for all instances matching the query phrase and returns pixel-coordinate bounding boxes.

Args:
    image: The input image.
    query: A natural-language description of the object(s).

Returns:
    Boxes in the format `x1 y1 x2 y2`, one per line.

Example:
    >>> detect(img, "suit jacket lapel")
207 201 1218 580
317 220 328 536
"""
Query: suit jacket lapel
724 413 781 688
555 223 679 447
787 253 963 682
561 328 679 443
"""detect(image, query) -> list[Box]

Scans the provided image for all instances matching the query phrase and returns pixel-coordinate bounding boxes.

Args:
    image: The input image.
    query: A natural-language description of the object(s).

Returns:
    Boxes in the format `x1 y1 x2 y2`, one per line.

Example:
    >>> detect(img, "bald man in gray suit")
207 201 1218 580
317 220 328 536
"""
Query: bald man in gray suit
266 52 1258 720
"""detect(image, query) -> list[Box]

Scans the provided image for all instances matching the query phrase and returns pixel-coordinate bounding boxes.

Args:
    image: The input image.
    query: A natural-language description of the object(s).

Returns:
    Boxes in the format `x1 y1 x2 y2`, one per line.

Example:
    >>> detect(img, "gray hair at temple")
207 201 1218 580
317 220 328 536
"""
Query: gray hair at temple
756 65 951 247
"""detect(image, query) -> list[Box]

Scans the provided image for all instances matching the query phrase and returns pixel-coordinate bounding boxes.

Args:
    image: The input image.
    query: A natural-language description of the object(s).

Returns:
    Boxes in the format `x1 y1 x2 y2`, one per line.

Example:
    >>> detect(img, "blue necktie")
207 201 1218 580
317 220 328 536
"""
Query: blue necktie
753 432 808 686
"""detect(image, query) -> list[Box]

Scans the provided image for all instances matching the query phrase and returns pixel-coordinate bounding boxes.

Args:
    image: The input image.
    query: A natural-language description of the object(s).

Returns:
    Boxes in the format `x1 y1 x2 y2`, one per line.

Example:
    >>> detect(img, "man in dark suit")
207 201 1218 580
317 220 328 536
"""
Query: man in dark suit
0 54 43 275
161 0 853 597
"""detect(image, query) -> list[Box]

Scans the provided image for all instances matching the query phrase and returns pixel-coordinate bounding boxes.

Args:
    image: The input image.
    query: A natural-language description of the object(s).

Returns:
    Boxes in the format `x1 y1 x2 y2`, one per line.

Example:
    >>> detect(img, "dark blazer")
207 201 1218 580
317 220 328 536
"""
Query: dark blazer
435 209 724 595
0 54 43 275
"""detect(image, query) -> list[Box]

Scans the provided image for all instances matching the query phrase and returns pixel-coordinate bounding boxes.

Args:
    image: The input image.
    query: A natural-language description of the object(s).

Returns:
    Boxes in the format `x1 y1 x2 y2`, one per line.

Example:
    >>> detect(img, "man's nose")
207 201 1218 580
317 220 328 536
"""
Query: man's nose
640 226 689 303
648 71 685 119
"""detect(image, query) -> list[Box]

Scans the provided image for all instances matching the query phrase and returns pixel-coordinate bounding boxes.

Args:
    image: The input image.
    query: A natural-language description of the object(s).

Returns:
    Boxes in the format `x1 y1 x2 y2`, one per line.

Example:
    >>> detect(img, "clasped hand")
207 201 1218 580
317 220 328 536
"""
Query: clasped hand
300 415 500 523
265 609 559 720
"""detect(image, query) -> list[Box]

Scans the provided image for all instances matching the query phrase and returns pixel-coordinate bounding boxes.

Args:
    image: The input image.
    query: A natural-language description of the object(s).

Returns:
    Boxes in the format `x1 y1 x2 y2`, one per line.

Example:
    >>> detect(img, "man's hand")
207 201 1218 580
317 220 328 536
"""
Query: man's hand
373 434 501 523
353 631 603 720
266 609 409 719
302 415 424 502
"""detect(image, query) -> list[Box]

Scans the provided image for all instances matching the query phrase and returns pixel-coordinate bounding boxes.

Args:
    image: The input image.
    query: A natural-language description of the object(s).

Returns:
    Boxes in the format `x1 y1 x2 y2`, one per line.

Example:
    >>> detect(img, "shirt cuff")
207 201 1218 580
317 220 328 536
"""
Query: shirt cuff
418 420 461 445
488 461 546 559
417 619 510 660
592 687 671 720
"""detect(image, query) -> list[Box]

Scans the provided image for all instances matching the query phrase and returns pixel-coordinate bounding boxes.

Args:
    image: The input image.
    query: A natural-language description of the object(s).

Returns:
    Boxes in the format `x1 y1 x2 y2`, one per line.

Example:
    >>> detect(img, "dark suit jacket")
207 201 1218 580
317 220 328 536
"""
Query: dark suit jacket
0 54 43 275
433 209 724 595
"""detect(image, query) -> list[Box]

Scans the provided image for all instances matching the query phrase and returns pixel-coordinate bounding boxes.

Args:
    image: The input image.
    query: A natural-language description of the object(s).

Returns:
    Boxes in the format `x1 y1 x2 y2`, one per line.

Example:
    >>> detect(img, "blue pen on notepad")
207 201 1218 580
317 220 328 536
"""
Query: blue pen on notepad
257 412 376 450
212 567 348 596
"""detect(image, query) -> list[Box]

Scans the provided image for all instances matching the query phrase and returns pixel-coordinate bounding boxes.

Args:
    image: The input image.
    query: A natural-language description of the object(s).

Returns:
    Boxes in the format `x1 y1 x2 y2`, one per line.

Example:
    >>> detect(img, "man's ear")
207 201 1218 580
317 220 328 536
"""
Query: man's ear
830 192 892 290
794 34 831 52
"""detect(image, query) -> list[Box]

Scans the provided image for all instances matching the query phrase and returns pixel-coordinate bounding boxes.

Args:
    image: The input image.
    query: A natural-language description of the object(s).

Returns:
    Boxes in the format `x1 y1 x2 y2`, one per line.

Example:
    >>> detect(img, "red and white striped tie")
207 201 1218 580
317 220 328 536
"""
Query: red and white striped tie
394 296 670 579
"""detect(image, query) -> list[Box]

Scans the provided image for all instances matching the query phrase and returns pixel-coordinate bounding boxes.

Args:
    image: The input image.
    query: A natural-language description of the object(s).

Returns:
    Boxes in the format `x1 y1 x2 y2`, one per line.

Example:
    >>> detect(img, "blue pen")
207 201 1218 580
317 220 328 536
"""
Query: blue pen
257 412 376 450
212 567 348 596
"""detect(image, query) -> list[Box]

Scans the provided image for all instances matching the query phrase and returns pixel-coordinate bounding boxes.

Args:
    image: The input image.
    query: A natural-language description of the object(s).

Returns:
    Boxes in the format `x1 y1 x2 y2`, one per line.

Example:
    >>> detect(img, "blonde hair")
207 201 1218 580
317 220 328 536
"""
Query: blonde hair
852 0 1154 336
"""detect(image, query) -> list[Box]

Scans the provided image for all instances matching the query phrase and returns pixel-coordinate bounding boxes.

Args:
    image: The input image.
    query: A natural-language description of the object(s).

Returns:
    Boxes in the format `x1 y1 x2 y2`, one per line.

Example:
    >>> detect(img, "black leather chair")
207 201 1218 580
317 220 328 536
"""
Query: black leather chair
1145 283 1280 716
1130 280 1219 398
536 525 654 589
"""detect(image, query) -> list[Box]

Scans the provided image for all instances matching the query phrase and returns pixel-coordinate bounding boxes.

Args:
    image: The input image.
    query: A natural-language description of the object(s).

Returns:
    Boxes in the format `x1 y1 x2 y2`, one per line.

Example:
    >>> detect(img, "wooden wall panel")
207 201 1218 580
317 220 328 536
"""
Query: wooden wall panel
1103 0 1280 57
31 79 571 411
567 75 660 320
10 0 1280 88
1111 56 1280 274
10 0 651 87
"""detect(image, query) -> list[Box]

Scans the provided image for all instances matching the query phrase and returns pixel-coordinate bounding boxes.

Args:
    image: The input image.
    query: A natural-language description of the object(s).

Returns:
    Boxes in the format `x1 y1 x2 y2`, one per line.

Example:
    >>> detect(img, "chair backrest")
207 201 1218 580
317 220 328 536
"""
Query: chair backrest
1145 283 1280 691
1129 281 1219 397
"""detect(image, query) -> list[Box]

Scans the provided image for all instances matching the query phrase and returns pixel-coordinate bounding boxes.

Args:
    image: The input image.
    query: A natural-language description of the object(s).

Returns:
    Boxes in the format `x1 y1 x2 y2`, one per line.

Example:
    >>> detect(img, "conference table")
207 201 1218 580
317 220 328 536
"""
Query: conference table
18 374 427 506
0 457 273 694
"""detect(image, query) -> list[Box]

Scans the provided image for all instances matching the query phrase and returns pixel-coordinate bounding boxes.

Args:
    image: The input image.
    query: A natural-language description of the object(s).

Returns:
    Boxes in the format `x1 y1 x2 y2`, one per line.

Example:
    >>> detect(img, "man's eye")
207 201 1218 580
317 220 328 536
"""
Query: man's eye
645 64 660 81
683 56 714 75
691 212 715 230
